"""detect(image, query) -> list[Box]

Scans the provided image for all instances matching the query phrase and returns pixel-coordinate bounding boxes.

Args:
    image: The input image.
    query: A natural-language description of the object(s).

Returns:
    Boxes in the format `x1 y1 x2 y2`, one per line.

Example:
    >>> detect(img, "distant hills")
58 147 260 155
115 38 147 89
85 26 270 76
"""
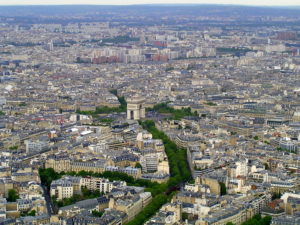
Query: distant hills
0 4 300 17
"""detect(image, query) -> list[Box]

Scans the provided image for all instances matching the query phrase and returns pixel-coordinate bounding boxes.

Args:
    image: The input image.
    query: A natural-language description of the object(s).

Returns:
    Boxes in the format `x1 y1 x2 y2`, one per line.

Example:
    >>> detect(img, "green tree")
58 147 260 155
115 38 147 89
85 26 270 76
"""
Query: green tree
272 192 282 200
38 168 62 188
205 102 217 106
182 212 189 220
27 210 36 216
9 146 18 150
149 103 198 120
76 90 127 116
125 194 168 225
100 36 139 45
135 162 143 169
219 182 227 196
92 210 104 217
139 120 192 186
261 216 272 225
41 120 192 225
264 163 269 170
7 189 19 202
241 214 272 225
109 89 118 96
253 214 262 221
165 66 174 72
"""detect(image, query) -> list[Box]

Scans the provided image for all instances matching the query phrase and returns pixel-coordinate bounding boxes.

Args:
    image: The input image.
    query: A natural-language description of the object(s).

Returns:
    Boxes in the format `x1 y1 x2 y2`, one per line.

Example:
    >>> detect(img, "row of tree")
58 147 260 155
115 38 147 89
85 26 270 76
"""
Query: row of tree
38 168 62 188
76 89 127 116
21 210 36 217
125 120 193 225
77 91 199 121
39 119 192 225
148 103 198 120
125 194 169 225
140 120 192 185
39 168 169 220
99 36 140 45
227 214 272 225
38 168 164 198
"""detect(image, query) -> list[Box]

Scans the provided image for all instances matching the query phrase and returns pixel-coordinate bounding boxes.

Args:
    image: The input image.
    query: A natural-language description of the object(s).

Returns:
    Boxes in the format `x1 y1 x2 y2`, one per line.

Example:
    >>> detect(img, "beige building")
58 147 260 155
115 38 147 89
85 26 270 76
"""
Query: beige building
109 195 143 222
45 158 108 174
80 177 123 194
196 177 221 195
45 158 141 179
0 179 13 198
50 179 74 200
127 97 145 120
11 172 40 183
196 206 251 225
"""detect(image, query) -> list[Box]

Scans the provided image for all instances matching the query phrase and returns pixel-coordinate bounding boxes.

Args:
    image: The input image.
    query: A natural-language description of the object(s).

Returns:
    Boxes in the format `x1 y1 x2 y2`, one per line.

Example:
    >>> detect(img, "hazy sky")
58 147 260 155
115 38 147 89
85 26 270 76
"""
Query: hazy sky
0 0 300 6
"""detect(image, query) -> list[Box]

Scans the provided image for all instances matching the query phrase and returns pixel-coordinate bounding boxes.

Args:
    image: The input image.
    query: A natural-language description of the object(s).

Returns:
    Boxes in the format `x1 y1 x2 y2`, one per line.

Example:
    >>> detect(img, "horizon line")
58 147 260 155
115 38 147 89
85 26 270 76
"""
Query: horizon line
0 3 300 7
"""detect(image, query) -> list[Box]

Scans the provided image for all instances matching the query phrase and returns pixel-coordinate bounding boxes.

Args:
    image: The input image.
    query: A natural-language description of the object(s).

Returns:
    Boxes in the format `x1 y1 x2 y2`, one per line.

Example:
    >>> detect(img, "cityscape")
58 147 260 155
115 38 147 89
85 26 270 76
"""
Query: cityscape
0 3 300 225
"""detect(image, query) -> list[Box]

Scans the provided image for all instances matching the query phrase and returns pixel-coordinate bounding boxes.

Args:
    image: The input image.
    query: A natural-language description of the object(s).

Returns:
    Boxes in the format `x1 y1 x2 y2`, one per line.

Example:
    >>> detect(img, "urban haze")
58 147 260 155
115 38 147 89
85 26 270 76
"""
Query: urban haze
0 4 299 225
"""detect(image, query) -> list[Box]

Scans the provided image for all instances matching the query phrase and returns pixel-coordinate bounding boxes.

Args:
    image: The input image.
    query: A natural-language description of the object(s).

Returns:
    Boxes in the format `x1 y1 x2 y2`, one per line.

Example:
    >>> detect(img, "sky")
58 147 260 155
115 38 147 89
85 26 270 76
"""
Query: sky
0 0 300 6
